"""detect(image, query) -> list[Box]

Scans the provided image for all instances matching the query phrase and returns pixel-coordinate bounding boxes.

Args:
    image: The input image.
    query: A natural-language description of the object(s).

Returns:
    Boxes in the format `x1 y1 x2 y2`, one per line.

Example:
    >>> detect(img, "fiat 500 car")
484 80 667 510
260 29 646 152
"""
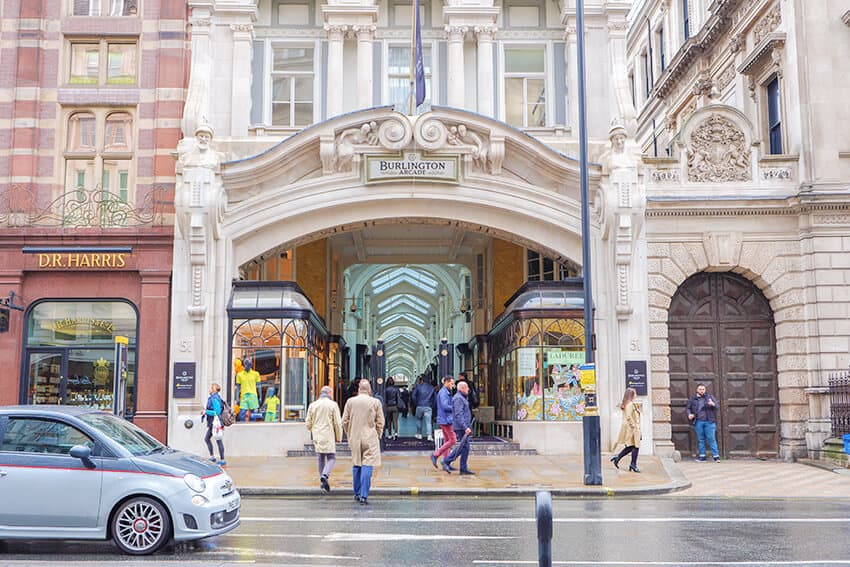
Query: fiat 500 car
0 406 240 555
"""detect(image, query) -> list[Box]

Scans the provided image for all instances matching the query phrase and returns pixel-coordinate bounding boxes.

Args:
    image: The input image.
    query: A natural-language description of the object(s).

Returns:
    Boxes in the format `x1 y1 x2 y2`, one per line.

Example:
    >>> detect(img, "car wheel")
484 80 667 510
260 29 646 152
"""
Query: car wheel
111 496 171 555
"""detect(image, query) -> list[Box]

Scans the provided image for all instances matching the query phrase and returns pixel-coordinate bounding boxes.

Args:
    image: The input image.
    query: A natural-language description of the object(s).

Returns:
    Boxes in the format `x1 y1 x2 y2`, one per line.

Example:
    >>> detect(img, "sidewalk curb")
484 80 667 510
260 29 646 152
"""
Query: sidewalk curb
237 458 691 498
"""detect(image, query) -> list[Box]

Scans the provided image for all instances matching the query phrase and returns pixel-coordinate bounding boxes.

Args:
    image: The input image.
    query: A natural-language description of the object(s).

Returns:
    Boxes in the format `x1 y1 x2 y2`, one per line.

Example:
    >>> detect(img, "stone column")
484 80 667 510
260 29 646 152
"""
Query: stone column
445 26 467 108
134 271 172 442
355 25 376 109
564 24 578 129
475 25 496 118
181 14 213 137
230 23 254 137
325 24 347 118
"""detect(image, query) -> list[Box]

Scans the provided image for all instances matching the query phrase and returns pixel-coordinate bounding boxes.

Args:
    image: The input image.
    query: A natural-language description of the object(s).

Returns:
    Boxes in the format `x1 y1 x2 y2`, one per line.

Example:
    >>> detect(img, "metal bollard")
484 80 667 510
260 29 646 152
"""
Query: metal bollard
536 490 553 567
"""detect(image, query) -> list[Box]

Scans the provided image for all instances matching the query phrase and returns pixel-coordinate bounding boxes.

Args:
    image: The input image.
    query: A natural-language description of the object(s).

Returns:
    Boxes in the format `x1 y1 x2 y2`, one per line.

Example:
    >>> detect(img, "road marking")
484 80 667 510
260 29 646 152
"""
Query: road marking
240 516 850 524
324 532 517 542
472 562 850 566
203 547 359 560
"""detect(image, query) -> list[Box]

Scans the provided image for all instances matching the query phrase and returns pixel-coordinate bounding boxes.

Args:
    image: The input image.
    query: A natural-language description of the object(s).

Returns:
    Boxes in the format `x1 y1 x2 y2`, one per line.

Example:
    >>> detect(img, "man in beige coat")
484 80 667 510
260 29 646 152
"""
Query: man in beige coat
341 379 385 505
306 386 343 493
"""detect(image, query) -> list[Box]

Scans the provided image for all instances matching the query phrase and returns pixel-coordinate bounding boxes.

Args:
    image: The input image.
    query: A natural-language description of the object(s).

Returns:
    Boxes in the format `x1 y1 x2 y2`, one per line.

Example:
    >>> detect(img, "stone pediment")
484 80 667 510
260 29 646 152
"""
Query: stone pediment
221 107 597 201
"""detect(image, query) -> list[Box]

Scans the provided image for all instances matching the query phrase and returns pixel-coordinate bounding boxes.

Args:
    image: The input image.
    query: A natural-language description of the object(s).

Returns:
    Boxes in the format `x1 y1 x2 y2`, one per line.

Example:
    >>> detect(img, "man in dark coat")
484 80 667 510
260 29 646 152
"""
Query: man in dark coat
442 381 474 475
686 383 720 462
411 377 436 440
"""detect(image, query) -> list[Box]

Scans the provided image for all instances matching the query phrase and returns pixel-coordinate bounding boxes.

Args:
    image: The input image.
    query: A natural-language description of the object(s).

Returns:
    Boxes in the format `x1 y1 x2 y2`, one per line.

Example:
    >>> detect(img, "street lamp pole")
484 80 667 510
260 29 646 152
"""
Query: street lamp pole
576 0 602 485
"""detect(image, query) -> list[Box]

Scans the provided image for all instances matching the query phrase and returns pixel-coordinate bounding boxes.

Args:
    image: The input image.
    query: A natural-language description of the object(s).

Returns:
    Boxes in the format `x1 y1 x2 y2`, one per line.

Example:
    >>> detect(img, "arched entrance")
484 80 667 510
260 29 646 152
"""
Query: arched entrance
668 272 779 458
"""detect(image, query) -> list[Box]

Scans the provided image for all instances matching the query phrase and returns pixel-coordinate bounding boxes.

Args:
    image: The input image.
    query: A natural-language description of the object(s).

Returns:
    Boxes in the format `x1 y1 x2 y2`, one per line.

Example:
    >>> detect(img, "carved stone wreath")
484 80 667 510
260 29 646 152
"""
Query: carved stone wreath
686 115 751 183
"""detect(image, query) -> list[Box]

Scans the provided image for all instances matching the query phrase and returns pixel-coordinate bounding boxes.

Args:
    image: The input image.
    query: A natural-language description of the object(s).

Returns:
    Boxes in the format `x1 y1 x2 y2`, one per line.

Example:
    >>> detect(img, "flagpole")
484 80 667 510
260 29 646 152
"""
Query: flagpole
408 0 417 115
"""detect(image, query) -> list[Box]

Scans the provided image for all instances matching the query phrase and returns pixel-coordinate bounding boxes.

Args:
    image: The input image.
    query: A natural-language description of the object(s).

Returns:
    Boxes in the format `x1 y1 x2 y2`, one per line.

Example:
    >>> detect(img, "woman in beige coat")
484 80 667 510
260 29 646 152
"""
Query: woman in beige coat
611 387 642 473
341 379 385 505
305 386 343 493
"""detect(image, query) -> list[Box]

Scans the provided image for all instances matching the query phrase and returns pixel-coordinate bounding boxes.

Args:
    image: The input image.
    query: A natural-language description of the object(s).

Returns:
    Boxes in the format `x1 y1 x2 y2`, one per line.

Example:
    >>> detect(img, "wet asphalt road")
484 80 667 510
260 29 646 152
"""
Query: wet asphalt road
2 496 850 566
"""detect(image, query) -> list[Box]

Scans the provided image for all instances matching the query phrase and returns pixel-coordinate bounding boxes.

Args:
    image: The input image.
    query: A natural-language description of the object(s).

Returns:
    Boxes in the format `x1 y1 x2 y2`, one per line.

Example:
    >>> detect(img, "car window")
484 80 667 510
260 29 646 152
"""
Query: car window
78 412 164 456
0 417 94 455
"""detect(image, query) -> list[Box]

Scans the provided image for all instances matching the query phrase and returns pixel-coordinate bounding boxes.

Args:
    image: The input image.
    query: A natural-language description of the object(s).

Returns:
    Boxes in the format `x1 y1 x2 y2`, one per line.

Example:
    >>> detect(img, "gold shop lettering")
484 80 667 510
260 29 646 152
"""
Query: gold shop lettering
37 253 127 269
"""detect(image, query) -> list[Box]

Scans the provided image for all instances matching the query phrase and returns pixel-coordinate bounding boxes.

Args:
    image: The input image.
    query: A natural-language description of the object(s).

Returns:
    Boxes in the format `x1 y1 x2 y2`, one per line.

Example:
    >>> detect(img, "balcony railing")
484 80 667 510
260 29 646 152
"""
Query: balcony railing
0 185 167 228
829 367 850 437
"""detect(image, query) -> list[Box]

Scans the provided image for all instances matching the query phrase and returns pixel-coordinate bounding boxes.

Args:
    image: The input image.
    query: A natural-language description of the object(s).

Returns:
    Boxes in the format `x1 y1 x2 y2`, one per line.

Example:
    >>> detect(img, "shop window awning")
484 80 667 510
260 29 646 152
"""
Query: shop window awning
502 280 586 312
227 281 327 333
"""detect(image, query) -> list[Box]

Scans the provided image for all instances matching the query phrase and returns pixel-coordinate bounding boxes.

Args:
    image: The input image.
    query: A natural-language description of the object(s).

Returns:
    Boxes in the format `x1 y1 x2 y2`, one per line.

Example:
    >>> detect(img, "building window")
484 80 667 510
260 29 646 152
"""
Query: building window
387 44 432 107
72 0 138 16
642 52 650 97
271 46 314 127
65 110 133 202
628 71 636 107
682 0 690 40
526 250 580 281
504 46 546 128
766 76 782 154
657 26 666 72
69 40 137 85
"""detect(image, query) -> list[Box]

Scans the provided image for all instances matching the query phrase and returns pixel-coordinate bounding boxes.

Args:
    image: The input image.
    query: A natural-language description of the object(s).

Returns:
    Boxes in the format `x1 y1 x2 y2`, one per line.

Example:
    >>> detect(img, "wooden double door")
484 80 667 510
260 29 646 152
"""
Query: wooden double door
668 272 779 458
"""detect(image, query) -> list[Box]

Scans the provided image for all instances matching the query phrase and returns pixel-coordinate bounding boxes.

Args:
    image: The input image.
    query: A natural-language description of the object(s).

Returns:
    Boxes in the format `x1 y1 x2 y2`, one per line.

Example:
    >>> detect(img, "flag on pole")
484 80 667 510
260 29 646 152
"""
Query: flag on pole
413 0 426 107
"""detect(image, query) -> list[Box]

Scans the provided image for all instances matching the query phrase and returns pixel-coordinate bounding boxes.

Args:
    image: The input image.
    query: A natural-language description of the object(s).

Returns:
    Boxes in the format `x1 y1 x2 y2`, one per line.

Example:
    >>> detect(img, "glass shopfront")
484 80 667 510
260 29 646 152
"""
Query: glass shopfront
489 281 586 422
22 300 138 416
227 281 329 423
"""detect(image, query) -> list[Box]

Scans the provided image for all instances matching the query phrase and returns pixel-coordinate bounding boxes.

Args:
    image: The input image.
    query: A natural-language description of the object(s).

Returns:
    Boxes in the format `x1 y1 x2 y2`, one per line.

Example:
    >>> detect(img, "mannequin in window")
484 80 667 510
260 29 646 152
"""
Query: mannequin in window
236 358 261 422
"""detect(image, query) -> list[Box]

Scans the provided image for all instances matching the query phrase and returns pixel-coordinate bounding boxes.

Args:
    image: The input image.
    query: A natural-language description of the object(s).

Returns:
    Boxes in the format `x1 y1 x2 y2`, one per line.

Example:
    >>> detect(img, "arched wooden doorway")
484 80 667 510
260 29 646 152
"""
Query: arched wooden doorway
668 272 779 458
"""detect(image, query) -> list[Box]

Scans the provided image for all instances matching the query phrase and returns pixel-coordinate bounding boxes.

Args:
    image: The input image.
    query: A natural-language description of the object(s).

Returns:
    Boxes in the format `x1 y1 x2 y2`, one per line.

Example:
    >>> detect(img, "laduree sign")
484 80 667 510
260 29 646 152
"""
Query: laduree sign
365 152 459 184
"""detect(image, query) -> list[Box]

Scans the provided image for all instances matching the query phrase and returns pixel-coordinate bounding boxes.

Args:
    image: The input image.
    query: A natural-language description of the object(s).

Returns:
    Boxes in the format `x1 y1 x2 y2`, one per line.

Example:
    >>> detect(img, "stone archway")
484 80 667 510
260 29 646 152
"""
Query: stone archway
668 271 779 458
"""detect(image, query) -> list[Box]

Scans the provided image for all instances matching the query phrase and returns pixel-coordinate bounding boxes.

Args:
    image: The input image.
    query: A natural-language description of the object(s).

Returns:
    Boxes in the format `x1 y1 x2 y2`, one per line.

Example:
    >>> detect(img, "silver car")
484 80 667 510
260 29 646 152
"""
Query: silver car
0 406 240 555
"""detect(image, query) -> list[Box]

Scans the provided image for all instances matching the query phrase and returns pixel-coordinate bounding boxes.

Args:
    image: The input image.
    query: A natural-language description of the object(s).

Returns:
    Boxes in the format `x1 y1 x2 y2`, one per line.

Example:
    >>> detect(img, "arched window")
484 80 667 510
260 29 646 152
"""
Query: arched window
66 112 97 152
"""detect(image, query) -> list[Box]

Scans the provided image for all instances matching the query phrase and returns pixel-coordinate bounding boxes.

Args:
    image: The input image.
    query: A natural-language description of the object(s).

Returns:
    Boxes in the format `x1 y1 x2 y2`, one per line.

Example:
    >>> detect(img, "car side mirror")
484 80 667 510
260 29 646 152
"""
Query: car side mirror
70 444 96 469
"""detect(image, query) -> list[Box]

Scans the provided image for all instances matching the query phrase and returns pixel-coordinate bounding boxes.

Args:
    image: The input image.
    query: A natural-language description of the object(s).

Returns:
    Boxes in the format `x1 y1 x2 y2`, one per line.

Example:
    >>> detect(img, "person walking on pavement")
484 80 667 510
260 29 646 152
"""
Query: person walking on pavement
305 385 343 493
384 377 401 440
412 376 436 440
399 386 410 419
442 381 475 475
202 383 226 466
687 383 721 462
342 379 385 505
431 376 457 470
611 387 642 473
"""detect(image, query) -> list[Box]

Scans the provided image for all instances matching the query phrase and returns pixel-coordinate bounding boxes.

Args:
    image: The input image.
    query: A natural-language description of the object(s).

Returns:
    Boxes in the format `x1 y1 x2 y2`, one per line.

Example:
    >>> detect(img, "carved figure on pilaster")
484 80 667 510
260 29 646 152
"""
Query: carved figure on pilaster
447 124 489 172
334 121 380 172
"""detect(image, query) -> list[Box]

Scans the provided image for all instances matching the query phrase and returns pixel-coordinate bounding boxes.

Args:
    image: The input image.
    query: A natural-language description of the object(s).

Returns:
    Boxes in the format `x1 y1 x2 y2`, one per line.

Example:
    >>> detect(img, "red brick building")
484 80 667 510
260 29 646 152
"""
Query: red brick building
0 0 188 441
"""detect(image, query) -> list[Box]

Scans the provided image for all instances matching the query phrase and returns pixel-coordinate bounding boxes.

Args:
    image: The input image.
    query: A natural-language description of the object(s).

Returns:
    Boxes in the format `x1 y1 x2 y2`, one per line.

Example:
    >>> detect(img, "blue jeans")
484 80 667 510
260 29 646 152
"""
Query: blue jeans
445 429 470 471
352 465 373 499
415 406 432 438
695 420 719 458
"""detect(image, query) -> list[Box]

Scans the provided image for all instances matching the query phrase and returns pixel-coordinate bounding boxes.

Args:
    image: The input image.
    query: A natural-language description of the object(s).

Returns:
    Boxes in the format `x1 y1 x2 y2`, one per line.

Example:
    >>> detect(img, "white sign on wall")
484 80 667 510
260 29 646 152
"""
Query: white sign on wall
365 152 459 184
517 347 538 377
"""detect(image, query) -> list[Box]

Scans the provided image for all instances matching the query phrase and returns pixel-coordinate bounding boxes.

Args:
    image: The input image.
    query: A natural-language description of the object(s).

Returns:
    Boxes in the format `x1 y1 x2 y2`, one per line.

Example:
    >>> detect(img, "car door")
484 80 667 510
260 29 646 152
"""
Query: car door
0 416 103 529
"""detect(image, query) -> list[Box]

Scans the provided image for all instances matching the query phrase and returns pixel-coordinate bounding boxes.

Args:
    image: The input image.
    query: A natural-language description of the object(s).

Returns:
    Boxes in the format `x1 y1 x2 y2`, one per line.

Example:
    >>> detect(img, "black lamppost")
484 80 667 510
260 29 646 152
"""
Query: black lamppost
576 0 602 485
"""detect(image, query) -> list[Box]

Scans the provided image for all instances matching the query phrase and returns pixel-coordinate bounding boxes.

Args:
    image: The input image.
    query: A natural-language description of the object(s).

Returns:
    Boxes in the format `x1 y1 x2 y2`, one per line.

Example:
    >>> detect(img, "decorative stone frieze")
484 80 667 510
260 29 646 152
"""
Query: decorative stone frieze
761 167 791 180
753 4 782 44
716 64 736 91
651 169 679 183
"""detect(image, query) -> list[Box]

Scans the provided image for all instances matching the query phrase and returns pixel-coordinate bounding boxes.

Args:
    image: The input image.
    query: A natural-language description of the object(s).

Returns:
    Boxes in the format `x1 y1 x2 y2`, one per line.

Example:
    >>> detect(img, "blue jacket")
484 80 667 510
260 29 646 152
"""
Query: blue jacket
412 382 435 409
452 391 472 431
436 386 454 425
687 393 719 423
205 392 222 417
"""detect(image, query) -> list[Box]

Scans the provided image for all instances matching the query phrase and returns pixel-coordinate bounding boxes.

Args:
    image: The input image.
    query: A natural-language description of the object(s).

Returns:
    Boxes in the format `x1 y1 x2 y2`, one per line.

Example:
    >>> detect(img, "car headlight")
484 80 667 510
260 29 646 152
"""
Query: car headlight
184 473 206 493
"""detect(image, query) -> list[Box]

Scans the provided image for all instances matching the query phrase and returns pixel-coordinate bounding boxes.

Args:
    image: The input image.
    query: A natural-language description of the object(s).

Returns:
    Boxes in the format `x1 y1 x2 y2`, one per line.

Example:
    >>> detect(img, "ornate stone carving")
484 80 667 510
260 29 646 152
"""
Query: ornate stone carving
192 18 212 27
474 25 497 40
333 121 381 172
651 169 680 183
691 72 714 97
447 124 488 172
324 24 348 40
686 115 751 182
445 25 468 41
607 21 629 32
353 24 376 39
753 4 782 44
729 34 744 53
230 23 253 34
716 65 736 91
762 167 791 180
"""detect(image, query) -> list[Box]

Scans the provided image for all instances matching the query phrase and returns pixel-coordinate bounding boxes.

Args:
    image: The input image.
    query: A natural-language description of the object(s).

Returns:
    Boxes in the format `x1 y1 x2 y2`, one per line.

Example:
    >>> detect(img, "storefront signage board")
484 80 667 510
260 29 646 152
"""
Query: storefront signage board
547 350 585 367
365 152 459 184
625 360 648 396
173 362 196 399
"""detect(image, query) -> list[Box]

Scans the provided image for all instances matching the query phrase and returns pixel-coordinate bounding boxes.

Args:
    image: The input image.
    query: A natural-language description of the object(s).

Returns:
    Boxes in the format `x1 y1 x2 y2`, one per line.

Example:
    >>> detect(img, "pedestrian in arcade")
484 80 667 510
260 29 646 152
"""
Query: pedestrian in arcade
342 379 385 505
305 385 343 493
202 382 226 466
611 387 642 473
442 380 475 475
384 377 401 440
431 376 457 471
687 383 721 462
411 376 436 440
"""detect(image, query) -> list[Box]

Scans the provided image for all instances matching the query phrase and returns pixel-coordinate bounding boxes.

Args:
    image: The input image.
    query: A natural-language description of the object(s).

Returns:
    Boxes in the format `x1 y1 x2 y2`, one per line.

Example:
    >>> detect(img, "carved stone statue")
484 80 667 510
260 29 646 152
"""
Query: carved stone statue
601 123 637 171
686 114 751 182
178 124 222 172
334 121 379 172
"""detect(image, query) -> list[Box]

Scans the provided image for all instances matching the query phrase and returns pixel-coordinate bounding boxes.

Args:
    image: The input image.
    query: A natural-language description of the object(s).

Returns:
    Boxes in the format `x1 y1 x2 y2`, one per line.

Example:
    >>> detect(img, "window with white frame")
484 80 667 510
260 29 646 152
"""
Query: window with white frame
65 110 133 202
72 0 137 16
765 76 782 155
387 44 432 107
69 40 137 85
504 46 546 128
271 46 315 127
526 250 580 281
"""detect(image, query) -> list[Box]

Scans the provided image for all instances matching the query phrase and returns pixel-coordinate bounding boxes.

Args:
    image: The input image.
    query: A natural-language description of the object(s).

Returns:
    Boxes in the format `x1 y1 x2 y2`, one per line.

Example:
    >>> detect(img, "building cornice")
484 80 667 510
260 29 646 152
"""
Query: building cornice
645 196 850 219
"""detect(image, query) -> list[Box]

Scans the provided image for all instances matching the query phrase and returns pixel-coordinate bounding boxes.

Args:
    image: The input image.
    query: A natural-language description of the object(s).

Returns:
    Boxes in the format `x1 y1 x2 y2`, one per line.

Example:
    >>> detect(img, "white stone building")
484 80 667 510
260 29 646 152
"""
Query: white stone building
167 0 848 462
